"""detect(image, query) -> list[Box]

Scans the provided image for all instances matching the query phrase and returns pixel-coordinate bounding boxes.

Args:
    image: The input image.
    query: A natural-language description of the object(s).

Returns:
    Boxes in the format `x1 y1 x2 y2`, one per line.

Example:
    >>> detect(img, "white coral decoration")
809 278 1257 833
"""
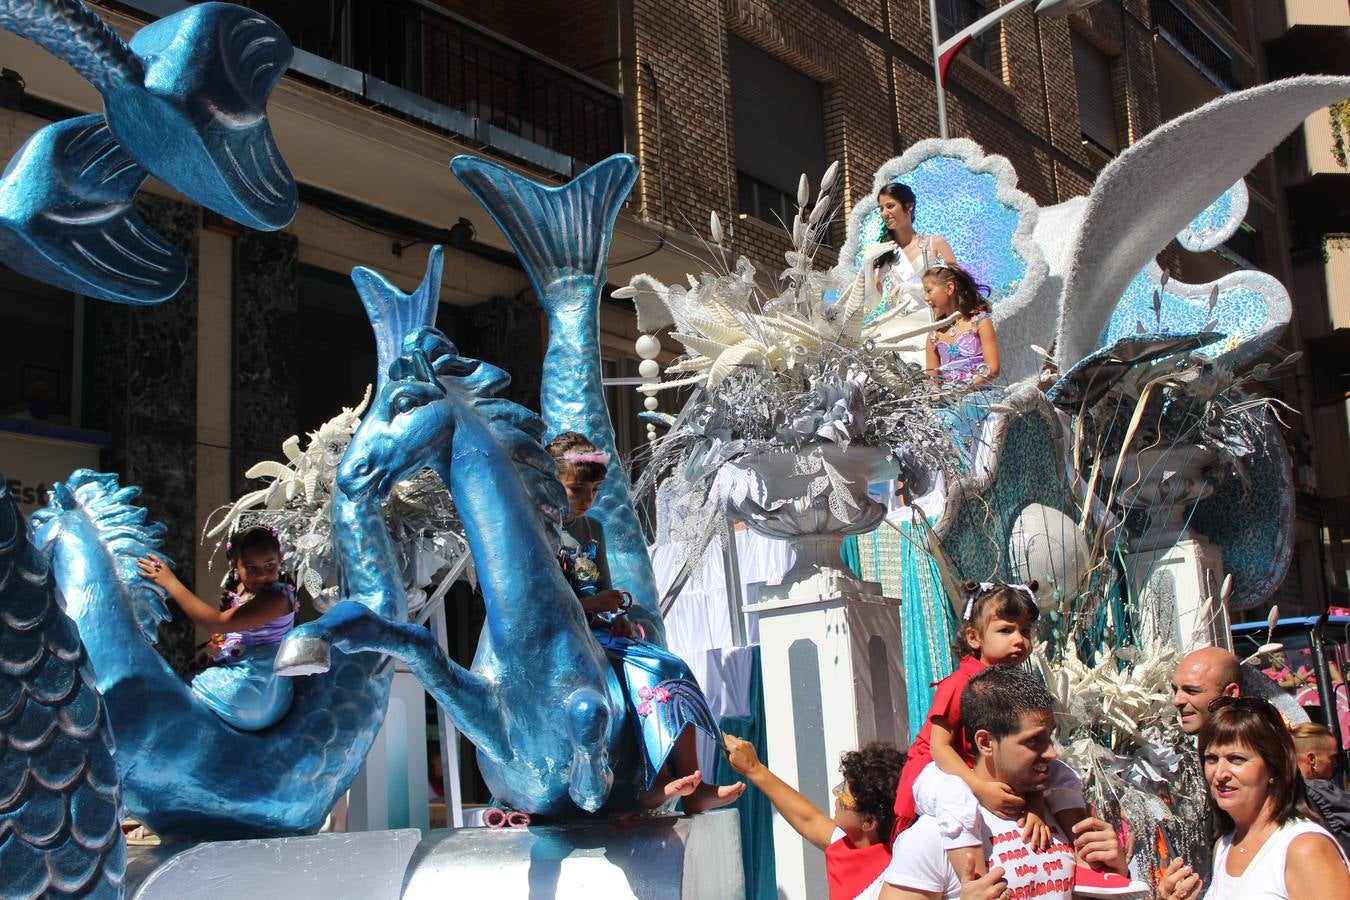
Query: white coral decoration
208 386 373 535
1034 638 1179 769
613 165 951 391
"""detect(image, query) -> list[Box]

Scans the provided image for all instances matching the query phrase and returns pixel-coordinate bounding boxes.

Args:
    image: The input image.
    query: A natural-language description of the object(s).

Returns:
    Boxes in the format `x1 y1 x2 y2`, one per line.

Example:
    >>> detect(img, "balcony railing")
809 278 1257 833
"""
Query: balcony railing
237 0 623 169
1152 0 1237 91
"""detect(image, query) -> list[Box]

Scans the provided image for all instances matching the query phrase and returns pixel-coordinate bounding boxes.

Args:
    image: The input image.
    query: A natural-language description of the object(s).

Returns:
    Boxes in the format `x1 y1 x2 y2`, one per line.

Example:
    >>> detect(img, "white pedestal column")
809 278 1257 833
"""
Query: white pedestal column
745 592 907 900
1132 537 1231 651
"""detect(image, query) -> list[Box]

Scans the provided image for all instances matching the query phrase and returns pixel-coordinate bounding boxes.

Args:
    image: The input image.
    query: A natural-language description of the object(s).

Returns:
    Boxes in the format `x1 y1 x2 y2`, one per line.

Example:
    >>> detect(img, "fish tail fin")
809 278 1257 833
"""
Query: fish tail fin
351 245 444 390
449 154 638 305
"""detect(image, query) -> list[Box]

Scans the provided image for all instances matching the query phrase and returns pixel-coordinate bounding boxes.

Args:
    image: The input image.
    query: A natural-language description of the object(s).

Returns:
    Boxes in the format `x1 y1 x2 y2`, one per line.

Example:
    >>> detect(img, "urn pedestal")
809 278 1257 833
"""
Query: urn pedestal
745 591 907 900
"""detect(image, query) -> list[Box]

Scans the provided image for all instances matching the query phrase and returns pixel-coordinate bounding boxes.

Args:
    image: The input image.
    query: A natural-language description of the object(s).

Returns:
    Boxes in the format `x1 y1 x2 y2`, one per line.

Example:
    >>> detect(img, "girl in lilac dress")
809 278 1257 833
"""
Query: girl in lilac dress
137 525 300 729
922 262 1000 388
922 262 1002 464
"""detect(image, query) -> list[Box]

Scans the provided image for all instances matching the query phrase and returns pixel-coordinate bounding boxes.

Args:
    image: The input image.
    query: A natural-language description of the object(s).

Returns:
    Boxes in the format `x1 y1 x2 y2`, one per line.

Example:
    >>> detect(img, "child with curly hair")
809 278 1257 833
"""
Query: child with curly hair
725 732 905 900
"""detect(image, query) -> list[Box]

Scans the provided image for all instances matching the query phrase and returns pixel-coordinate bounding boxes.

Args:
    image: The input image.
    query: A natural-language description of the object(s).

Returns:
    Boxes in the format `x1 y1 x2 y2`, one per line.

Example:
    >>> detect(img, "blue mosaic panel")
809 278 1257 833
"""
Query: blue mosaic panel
940 411 1078 584
853 156 1029 306
1177 180 1247 253
1097 266 1289 369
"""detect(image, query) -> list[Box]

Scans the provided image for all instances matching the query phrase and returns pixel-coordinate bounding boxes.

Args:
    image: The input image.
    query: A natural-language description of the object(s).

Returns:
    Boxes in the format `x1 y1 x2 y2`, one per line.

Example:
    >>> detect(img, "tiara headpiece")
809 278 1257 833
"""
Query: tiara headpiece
562 450 611 466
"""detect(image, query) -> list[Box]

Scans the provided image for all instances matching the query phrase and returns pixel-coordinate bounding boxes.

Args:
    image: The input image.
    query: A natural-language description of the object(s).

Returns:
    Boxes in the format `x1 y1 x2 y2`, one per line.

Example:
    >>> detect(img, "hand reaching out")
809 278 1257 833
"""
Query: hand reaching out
973 779 1024 819
136 554 180 590
723 732 763 777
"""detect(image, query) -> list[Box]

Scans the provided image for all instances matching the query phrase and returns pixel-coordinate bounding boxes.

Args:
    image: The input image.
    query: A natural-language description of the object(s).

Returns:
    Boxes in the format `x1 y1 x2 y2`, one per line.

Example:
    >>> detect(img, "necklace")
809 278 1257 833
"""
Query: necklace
1233 821 1274 855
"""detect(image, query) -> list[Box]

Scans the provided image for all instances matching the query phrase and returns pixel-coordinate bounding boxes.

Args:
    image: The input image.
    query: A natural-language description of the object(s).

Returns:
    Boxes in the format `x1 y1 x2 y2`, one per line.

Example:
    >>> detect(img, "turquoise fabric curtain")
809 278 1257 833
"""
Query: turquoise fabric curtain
856 522 957 742
840 535 862 579
711 646 775 900
896 520 957 740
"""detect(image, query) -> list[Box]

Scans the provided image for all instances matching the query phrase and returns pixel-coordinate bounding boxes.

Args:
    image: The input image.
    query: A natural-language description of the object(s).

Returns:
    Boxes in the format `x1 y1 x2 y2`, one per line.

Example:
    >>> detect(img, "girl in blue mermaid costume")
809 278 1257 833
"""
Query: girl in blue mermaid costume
548 432 745 812
137 526 299 730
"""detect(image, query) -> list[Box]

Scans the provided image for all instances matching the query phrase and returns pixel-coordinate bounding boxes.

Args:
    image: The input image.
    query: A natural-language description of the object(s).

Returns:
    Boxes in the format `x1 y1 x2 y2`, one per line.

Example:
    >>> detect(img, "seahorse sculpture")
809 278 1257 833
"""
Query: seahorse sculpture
278 251 718 816
451 154 667 646
0 475 124 898
28 461 402 840
0 1 296 303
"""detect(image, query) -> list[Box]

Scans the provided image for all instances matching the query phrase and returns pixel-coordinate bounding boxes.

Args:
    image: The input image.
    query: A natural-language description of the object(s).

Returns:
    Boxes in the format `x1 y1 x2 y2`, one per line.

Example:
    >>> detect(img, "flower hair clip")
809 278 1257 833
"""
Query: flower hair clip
563 450 611 465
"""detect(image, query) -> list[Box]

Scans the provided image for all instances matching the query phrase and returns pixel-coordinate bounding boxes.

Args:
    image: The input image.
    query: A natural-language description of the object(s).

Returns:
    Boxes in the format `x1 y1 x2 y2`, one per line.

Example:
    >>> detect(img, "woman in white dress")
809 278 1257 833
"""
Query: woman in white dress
851 183 957 367
1158 697 1350 900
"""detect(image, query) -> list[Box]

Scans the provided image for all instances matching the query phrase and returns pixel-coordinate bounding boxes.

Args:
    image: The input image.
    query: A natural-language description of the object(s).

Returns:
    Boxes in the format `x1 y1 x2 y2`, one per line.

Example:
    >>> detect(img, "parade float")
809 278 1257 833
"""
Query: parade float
2 2 1349 898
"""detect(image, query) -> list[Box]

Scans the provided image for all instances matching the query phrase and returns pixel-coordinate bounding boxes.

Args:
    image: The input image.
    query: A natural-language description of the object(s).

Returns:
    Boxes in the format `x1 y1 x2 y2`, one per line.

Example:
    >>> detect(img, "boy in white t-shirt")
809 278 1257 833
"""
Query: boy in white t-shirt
881 667 1143 900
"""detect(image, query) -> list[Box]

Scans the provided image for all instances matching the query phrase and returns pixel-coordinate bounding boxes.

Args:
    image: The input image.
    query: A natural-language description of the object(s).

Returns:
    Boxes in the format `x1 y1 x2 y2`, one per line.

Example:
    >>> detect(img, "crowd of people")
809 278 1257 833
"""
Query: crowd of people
730 628 1350 900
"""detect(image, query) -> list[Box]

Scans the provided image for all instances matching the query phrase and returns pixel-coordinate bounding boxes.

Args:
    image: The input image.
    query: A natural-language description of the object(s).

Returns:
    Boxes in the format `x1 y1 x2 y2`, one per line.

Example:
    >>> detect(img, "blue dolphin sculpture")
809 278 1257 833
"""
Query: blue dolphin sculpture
451 153 667 646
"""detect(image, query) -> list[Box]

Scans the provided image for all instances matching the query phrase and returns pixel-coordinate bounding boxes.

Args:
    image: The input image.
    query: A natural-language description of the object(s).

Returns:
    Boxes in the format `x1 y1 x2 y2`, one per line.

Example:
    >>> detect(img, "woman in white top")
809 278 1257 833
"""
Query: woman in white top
1159 697 1350 900
847 183 957 367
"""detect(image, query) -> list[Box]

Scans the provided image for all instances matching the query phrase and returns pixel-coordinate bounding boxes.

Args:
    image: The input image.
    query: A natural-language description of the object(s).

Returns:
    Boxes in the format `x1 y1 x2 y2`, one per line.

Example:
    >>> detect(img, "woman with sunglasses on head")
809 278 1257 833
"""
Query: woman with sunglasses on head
1159 696 1350 900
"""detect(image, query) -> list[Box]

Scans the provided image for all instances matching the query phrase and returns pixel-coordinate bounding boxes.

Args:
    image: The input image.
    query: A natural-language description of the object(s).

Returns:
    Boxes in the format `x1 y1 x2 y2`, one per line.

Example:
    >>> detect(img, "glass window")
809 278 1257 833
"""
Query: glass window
1234 622 1350 748
935 0 1003 76
1072 32 1119 154
729 36 827 230
0 267 79 427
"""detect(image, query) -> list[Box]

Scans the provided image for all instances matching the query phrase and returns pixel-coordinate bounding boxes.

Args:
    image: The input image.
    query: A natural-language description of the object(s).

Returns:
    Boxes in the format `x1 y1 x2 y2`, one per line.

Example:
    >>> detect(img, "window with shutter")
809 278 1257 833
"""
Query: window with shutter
730 36 829 237
1072 32 1119 154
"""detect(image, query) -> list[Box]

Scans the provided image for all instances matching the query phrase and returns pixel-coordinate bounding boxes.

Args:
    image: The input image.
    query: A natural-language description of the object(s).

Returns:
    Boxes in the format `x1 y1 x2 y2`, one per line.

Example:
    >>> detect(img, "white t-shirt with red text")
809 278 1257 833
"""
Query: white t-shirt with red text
883 806 1076 900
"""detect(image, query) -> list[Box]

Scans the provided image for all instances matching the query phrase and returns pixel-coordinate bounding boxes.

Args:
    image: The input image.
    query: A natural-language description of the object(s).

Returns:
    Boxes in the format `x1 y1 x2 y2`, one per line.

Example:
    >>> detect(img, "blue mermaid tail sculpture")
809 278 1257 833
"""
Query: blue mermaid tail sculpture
451 153 667 647
0 475 124 898
0 1 296 303
28 455 405 840
279 245 718 816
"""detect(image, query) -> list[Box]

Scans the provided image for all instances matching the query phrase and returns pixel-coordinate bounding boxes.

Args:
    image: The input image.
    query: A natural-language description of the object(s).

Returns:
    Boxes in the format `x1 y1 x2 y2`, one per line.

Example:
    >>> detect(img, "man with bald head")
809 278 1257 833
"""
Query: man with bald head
1161 645 1242 883
1170 645 1242 735
1290 722 1350 854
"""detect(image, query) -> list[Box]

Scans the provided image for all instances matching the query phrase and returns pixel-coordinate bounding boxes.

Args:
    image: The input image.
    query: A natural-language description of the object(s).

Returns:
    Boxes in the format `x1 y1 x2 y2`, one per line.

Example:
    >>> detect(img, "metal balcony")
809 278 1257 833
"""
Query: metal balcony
1152 0 1238 91
119 0 624 176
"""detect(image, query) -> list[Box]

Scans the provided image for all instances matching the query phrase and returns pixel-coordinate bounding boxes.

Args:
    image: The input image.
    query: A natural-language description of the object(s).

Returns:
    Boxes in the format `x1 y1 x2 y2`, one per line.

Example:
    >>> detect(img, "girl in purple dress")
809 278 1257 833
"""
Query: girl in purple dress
137 525 300 729
922 262 1000 388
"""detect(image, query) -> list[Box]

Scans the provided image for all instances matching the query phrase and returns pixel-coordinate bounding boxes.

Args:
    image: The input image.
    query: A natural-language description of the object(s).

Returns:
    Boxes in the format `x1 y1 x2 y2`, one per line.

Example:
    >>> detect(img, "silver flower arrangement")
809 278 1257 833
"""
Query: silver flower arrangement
619 165 962 580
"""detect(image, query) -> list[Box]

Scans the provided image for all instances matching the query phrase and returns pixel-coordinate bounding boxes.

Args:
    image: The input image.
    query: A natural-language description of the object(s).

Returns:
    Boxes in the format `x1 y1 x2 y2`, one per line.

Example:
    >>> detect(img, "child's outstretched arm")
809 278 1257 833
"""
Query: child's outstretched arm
930 717 1022 819
724 732 836 850
973 316 999 384
137 554 291 632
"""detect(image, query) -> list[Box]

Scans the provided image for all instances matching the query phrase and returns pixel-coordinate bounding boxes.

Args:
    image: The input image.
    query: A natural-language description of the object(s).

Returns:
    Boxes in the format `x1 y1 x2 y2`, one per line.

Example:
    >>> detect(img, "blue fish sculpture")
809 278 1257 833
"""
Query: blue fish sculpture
451 153 667 646
0 1 296 302
279 246 719 816
0 475 124 898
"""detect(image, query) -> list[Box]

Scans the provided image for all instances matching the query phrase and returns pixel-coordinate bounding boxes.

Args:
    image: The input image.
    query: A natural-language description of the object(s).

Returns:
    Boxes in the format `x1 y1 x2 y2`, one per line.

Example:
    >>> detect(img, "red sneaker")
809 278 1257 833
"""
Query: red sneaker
1072 867 1149 897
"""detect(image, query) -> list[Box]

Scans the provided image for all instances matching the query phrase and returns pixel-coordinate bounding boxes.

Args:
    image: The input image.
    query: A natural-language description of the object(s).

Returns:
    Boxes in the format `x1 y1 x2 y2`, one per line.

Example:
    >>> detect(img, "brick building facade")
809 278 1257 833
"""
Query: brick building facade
1 2 1346 629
